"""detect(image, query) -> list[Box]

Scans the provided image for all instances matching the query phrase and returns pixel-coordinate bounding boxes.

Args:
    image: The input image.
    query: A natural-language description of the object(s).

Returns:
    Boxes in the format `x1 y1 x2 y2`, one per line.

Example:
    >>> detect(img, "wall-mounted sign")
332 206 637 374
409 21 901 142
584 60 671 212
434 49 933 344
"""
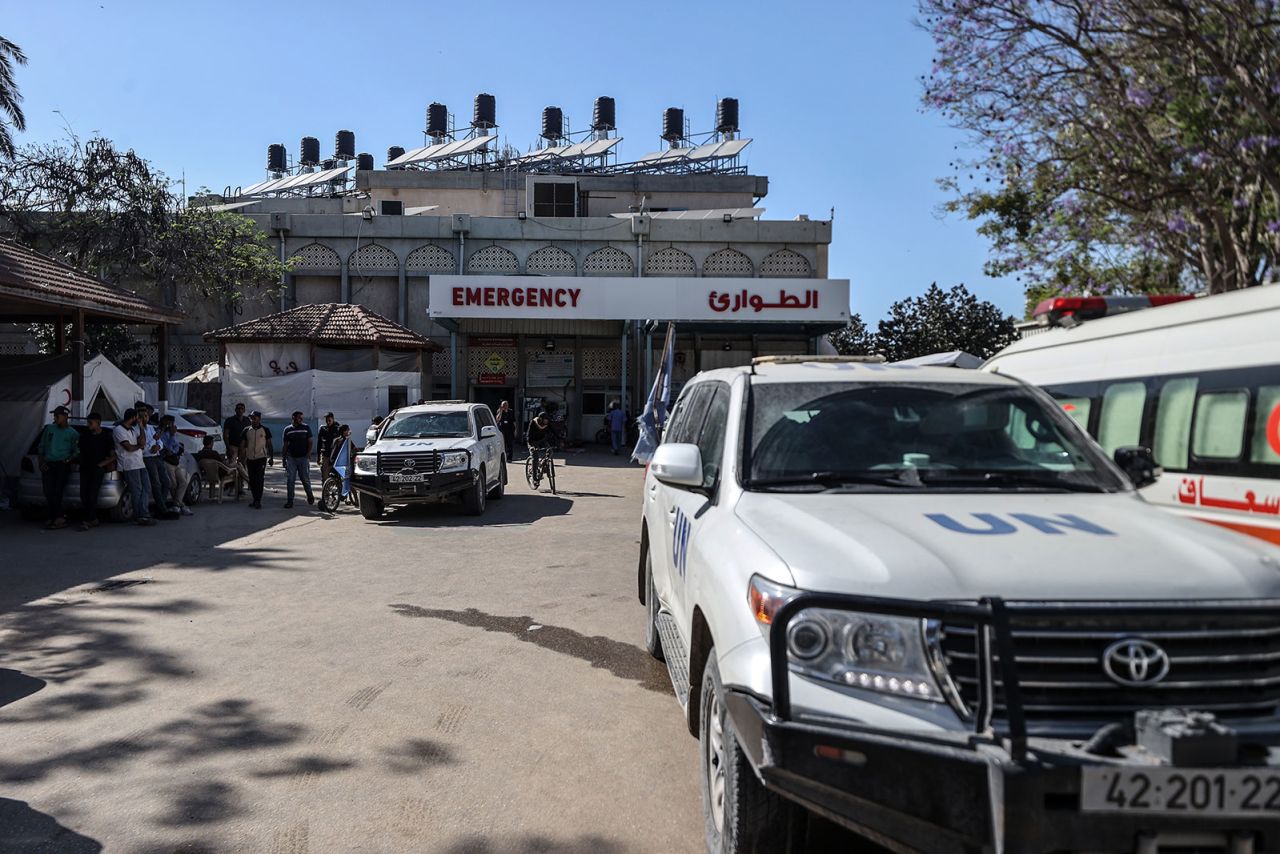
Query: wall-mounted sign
483 352 507 373
478 373 507 386
468 336 518 349
527 353 574 385
430 276 850 323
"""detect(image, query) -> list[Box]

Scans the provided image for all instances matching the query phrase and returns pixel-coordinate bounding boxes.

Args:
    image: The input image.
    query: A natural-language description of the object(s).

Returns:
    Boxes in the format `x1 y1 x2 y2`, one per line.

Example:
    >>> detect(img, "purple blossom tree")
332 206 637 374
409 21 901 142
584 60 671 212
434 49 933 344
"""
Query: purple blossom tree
920 0 1280 303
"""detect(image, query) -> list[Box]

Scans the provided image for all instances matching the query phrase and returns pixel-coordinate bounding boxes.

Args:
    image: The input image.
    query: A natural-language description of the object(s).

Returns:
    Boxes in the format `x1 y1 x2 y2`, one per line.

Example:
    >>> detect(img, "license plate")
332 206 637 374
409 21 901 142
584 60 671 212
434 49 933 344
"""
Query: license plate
1082 767 1280 816
388 473 425 483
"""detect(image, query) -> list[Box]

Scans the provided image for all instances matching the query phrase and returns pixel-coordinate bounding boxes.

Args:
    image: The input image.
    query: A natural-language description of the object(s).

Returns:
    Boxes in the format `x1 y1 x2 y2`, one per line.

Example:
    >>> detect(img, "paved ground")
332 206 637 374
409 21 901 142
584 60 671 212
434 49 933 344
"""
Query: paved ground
0 453 864 854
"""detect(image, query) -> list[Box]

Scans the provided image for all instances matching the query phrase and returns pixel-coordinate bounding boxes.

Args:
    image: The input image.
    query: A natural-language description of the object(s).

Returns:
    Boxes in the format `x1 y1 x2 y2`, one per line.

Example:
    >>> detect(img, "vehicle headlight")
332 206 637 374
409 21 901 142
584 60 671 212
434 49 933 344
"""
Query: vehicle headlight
438 451 469 472
354 454 377 475
748 576 940 703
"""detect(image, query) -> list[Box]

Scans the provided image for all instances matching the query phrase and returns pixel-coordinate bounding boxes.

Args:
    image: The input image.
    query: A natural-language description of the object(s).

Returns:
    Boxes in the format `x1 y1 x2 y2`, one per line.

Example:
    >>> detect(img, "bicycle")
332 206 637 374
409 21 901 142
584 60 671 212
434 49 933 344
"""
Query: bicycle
524 441 557 494
319 461 355 512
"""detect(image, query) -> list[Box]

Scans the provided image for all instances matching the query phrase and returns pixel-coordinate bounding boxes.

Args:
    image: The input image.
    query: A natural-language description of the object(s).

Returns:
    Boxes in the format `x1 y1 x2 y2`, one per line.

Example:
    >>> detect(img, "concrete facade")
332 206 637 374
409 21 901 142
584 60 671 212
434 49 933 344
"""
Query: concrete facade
188 168 838 441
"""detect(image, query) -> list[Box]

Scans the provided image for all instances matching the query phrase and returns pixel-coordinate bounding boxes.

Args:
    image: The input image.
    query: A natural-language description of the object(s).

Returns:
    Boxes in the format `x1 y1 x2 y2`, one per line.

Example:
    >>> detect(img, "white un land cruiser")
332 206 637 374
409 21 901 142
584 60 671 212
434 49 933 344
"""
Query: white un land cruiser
640 356 1280 854
351 401 505 520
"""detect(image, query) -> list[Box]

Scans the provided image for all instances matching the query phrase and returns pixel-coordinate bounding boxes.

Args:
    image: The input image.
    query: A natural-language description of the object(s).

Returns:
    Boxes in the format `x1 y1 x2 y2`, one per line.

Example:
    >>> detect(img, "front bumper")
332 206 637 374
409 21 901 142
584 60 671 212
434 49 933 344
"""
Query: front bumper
350 469 474 503
729 690 1280 853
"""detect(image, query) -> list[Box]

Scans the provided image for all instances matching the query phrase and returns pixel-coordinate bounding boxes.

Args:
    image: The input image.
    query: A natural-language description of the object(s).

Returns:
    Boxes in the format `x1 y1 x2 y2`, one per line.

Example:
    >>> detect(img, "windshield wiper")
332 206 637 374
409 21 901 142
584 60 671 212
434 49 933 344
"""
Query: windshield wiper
748 471 922 490
918 470 1108 492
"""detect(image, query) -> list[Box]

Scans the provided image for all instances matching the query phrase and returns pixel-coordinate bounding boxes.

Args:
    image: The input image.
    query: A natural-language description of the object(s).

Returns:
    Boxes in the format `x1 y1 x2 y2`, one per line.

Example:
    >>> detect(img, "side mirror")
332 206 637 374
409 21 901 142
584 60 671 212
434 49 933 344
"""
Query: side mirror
480 425 498 439
650 443 704 488
1114 445 1161 490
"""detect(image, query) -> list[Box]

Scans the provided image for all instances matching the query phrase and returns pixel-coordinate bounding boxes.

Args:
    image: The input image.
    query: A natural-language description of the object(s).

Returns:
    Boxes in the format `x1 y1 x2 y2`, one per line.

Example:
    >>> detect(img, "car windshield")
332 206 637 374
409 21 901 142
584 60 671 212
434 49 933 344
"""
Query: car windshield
745 381 1126 492
381 412 471 439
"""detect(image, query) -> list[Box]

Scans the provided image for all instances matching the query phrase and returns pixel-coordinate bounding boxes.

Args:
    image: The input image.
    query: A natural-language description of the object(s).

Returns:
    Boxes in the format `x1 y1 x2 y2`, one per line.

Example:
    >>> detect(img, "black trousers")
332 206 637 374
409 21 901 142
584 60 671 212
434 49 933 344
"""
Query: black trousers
80 464 105 521
247 458 267 504
41 460 71 522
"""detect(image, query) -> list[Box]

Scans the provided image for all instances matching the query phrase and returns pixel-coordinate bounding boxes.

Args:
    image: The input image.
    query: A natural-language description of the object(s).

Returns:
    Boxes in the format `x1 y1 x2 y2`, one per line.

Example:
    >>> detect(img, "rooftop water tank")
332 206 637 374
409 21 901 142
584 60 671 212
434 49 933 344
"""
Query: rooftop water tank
300 136 320 166
541 106 564 141
427 103 449 137
473 93 496 129
335 129 355 159
715 98 739 134
267 143 287 172
592 96 616 131
662 108 684 142
356 153 375 171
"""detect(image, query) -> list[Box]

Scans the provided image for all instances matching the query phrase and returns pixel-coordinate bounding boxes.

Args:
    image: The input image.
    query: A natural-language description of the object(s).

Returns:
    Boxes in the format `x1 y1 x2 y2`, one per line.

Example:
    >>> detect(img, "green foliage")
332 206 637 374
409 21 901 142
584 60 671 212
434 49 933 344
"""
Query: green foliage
0 135 289 308
0 36 25 159
828 283 1019 361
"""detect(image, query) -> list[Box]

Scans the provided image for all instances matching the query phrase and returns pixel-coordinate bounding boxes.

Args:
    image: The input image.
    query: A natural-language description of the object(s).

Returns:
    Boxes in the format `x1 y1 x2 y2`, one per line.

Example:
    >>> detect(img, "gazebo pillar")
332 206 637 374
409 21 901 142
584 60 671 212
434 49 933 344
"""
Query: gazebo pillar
72 310 85 417
157 323 170 413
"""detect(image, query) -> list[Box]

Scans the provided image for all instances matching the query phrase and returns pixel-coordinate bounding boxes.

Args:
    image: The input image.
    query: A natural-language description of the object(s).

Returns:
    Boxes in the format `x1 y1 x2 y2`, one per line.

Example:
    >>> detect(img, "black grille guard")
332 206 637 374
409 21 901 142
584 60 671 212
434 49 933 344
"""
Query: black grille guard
768 594 1280 763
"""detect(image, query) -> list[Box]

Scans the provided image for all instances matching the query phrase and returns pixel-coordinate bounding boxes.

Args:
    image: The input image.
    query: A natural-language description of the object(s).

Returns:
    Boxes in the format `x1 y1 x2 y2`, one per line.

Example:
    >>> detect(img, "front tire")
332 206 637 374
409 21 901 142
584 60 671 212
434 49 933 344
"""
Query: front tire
462 468 487 516
320 476 341 513
185 472 203 506
700 651 800 854
358 493 383 520
643 548 664 661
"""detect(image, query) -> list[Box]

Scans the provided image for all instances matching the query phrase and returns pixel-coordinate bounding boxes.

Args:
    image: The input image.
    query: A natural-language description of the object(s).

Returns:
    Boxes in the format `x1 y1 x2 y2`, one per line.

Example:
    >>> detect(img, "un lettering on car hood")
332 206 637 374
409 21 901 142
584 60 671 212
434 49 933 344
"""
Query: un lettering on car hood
374 438 473 452
733 492 1280 601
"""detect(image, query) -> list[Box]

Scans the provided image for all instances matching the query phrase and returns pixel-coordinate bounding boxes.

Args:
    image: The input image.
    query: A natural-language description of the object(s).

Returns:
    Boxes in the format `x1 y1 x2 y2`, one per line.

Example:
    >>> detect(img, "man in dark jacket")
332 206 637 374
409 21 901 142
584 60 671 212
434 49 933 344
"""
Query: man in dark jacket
316 412 340 480
223 403 250 466
78 413 115 530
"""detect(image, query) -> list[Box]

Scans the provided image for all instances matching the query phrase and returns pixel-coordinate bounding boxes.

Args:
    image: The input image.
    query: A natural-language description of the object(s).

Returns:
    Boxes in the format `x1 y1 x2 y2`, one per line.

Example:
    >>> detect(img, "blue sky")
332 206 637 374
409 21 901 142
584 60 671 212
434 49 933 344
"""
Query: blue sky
6 0 1022 321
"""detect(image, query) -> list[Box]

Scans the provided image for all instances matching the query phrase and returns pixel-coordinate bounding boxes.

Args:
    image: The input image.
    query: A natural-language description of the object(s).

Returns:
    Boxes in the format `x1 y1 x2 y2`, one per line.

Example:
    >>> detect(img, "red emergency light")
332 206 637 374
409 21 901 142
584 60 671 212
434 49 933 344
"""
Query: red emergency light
1032 294 1195 326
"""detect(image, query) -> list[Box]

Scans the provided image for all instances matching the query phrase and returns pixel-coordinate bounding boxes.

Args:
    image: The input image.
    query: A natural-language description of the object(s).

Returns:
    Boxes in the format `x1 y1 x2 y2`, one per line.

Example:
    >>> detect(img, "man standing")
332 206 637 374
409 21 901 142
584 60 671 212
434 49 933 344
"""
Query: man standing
496 400 516 461
282 410 314 508
606 401 627 456
138 403 176 515
159 415 194 516
223 403 250 467
37 405 78 529
113 408 155 526
240 410 274 509
316 412 340 481
78 412 115 530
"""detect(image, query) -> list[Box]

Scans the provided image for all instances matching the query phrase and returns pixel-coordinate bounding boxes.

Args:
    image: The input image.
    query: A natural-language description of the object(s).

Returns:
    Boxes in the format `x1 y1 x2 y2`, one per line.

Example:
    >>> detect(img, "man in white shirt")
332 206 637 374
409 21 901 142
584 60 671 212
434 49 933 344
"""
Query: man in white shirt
113 408 155 526
137 403 177 514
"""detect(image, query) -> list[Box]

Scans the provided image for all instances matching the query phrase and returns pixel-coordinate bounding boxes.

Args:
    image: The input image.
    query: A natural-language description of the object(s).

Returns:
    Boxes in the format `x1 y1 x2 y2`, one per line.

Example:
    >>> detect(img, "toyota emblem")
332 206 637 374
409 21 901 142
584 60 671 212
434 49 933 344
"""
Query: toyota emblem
1101 638 1170 687
404 459 417 469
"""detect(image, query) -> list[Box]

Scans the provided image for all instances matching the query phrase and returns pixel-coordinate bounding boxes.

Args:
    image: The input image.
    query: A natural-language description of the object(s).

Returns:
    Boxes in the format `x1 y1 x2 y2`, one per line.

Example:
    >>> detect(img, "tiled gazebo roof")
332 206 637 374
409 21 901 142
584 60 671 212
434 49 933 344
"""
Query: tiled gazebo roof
0 238 184 324
204 303 441 352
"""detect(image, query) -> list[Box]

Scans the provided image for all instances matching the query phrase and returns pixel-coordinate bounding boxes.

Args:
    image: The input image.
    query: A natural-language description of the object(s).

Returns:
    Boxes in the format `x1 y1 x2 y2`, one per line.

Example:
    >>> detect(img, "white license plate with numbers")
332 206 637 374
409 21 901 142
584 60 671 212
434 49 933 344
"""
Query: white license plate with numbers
1082 767 1280 816
388 473 426 483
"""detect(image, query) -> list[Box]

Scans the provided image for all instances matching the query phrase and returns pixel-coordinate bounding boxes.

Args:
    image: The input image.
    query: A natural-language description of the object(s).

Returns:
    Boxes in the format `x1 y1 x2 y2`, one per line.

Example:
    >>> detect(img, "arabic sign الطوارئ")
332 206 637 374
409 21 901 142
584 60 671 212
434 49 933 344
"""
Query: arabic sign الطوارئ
428 275 850 322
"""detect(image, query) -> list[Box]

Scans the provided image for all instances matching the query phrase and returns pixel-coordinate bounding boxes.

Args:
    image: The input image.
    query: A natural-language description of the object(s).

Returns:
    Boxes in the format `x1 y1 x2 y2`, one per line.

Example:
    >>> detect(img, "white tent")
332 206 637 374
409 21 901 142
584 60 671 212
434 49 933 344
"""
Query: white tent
893 350 984 369
0 353 143 477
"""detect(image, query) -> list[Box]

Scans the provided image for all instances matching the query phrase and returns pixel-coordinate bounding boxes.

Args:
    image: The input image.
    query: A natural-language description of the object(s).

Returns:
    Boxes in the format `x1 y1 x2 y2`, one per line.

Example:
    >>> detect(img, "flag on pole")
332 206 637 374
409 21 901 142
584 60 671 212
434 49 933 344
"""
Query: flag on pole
631 322 676 464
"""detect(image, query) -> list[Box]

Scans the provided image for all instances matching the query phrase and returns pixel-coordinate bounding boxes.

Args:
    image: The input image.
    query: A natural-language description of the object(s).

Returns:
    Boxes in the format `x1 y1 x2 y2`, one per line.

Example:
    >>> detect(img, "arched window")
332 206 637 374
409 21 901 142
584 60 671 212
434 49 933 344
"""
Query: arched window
467 245 520 274
760 249 812 278
646 247 696 277
289 242 341 270
526 245 577 275
406 244 456 273
582 246 633 276
348 243 398 273
702 248 754 278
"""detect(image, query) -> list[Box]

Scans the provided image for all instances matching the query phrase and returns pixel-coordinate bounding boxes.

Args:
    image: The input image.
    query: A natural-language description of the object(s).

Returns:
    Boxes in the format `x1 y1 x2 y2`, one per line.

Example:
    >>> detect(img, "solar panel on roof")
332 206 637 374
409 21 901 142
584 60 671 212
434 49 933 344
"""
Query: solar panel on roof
582 137 621 157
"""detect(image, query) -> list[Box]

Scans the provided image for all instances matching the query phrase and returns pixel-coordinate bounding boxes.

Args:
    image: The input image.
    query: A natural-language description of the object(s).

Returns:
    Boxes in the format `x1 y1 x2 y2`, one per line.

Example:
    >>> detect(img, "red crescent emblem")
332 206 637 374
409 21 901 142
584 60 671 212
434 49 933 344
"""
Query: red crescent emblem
62 388 72 406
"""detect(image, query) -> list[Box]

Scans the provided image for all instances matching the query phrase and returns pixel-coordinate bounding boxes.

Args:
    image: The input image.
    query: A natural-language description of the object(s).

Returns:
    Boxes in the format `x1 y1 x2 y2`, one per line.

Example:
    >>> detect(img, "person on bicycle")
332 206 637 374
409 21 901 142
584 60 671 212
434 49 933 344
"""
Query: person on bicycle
526 411 552 453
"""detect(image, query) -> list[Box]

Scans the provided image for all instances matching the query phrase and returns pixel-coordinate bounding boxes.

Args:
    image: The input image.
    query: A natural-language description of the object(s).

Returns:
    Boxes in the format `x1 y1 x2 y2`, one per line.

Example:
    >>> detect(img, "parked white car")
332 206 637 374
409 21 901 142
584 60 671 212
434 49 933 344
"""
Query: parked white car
350 401 506 520
640 356 1280 853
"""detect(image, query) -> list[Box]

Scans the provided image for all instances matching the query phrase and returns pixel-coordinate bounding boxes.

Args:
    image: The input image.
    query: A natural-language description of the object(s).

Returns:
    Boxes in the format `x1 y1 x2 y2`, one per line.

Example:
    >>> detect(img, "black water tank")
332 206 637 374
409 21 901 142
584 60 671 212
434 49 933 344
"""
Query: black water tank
267 143 287 172
592 96 616 131
427 102 449 137
387 145 405 162
662 107 684 142
322 158 337 171
356 153 375 171
541 106 564 140
715 97 739 134
473 93 496 129
300 136 321 166
335 129 356 159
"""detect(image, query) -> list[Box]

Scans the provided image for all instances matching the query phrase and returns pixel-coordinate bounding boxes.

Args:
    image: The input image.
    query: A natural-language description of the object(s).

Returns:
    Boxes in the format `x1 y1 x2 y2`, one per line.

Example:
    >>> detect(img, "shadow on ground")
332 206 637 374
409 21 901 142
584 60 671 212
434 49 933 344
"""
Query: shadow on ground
390 604 671 694
365 493 573 528
0 797 102 853
0 468 310 614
